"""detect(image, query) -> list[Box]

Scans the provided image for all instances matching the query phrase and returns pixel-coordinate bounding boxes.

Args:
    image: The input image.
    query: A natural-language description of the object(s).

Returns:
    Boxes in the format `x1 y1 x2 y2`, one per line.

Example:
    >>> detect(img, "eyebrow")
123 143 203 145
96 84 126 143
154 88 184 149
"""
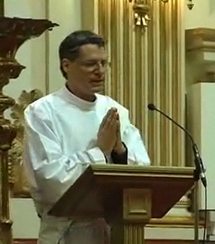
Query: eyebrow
83 58 107 62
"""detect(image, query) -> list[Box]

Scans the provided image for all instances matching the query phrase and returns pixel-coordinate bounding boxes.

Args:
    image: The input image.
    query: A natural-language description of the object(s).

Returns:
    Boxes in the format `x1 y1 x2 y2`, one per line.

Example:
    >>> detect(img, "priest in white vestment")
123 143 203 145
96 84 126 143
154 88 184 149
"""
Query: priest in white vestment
24 30 150 244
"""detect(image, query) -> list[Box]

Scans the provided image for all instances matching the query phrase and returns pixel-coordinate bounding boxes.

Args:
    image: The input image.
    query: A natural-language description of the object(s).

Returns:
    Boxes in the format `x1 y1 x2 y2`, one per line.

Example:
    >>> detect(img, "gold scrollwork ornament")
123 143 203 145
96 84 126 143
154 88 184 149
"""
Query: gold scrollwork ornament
9 89 43 197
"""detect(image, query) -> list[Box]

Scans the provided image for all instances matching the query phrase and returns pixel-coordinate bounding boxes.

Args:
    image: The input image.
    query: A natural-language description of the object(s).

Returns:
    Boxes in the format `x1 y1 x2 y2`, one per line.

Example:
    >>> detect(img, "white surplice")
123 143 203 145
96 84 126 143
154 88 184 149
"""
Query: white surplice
24 85 150 244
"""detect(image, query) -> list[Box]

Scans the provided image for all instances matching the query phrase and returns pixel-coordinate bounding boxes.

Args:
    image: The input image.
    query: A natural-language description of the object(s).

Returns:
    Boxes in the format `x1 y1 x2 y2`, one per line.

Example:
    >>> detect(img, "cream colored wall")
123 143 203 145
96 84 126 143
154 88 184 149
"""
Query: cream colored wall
185 0 215 29
47 0 82 93
3 0 215 240
187 83 215 210
10 199 39 239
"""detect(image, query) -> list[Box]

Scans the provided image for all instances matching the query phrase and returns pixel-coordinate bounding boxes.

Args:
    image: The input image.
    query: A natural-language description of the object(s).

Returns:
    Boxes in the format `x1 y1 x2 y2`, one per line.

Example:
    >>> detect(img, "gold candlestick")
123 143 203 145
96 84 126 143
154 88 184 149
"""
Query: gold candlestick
0 17 58 244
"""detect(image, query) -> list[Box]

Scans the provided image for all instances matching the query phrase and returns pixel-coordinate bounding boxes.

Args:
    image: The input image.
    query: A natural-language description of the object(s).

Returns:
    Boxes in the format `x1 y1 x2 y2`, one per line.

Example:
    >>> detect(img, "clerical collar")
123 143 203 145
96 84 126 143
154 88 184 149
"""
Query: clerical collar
60 84 97 110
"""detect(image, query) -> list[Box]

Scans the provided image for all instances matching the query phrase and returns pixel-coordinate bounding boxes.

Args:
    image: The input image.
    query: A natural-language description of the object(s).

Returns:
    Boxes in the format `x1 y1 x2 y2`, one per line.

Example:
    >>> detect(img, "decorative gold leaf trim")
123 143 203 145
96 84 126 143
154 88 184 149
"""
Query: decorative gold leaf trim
8 89 43 197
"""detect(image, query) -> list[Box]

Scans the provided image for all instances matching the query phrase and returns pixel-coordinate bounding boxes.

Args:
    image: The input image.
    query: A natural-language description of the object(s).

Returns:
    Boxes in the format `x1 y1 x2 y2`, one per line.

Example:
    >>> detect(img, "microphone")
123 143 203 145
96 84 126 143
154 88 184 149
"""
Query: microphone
148 103 207 188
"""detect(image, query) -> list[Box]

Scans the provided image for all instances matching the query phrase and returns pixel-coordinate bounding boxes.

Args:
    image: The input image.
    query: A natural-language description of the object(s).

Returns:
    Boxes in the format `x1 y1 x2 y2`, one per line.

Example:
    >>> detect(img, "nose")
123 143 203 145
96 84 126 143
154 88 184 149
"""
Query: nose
95 62 105 74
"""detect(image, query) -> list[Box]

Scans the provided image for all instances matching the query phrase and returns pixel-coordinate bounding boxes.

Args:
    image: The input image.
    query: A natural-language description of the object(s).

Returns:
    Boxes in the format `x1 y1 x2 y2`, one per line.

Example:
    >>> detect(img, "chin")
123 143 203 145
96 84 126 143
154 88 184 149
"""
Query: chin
91 86 103 94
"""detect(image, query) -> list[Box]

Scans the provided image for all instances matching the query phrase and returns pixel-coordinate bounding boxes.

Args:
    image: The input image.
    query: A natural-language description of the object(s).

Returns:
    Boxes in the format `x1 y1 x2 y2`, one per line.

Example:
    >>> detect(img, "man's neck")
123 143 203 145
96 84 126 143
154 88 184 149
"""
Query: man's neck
66 82 96 102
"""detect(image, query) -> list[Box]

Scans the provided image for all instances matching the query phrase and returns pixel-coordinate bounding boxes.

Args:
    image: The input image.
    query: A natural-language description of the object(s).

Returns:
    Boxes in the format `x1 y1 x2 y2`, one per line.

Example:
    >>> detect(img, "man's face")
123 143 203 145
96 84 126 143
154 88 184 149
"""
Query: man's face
61 44 107 101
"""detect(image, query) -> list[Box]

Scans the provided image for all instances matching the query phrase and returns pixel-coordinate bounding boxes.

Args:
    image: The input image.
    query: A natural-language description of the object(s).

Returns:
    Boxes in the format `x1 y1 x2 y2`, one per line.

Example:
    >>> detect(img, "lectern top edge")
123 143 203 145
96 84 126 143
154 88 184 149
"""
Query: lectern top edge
91 164 194 177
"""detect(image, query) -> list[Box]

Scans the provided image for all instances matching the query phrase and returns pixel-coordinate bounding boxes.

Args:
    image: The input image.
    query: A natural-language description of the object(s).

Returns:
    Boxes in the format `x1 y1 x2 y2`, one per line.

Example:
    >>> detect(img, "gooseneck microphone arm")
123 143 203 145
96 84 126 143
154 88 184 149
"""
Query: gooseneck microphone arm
147 103 207 188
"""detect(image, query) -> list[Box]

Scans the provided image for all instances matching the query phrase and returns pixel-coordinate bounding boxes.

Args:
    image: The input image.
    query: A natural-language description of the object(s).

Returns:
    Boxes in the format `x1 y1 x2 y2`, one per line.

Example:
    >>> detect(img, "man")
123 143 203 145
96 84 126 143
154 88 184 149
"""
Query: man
24 30 150 244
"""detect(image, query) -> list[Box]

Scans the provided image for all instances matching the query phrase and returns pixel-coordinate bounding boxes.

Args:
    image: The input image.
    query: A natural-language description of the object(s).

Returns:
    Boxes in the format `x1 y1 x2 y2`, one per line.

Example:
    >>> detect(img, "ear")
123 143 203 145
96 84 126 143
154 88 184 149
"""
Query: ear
61 58 72 74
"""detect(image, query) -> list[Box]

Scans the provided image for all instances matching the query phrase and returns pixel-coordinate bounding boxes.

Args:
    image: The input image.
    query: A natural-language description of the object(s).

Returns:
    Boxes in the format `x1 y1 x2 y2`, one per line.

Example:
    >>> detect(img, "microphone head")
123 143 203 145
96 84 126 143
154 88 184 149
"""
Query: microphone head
148 103 156 111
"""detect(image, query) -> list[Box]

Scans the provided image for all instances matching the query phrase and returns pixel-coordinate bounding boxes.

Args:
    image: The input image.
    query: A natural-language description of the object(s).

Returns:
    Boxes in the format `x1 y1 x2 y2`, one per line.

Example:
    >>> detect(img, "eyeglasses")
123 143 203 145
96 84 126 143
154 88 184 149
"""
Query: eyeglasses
77 59 108 71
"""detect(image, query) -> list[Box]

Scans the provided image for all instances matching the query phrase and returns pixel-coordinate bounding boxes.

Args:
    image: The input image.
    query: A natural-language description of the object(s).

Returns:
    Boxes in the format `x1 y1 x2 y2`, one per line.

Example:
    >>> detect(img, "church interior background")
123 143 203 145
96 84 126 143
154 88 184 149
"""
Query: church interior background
0 0 215 243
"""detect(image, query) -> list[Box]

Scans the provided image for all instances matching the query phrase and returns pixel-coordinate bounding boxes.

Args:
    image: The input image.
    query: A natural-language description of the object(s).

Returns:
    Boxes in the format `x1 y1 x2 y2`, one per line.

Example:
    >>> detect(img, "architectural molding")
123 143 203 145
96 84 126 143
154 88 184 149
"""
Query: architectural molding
186 28 215 85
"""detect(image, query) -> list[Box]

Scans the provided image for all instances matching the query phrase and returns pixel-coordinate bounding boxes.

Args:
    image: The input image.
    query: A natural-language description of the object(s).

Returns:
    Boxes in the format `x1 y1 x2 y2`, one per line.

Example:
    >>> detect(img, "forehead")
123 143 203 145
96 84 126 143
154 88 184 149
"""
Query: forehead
78 44 106 60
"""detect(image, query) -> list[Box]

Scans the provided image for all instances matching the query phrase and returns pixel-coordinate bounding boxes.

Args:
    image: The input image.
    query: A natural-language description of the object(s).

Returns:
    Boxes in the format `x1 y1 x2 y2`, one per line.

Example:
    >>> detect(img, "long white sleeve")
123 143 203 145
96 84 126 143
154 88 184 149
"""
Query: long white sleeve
24 105 106 205
122 123 151 165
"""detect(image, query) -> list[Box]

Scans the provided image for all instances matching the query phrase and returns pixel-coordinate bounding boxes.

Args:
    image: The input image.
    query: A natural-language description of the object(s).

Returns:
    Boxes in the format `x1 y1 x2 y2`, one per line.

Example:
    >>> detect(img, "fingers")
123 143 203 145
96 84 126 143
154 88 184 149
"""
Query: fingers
100 108 112 128
104 108 118 130
116 119 120 132
110 112 118 130
100 108 116 127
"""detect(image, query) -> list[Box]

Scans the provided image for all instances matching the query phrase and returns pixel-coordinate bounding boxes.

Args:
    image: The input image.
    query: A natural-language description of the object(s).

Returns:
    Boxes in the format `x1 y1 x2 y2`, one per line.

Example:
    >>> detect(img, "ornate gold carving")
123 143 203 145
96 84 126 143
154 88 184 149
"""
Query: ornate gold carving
128 0 151 27
9 90 43 197
0 17 57 244
129 0 194 10
133 3 150 27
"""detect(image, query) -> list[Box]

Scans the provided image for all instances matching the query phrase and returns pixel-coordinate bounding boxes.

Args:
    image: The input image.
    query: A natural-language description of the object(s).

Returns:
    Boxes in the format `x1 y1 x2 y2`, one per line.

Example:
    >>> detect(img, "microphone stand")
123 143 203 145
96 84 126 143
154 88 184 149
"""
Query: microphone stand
194 169 200 244
192 144 207 244
147 104 207 244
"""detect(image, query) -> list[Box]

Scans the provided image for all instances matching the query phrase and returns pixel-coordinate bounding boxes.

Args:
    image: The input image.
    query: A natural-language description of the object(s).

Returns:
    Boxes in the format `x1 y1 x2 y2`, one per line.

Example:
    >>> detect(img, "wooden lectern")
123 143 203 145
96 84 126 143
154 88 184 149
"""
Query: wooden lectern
49 165 194 244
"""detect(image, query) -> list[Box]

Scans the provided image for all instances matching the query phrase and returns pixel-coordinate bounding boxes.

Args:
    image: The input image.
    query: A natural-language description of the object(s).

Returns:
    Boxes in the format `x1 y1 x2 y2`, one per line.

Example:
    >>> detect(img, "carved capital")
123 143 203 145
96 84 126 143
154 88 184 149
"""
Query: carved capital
186 28 215 84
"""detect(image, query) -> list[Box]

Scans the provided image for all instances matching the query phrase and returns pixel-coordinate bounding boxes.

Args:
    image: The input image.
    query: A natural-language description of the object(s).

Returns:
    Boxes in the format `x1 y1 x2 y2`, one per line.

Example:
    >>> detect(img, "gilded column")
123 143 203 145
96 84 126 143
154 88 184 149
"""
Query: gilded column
82 0 186 167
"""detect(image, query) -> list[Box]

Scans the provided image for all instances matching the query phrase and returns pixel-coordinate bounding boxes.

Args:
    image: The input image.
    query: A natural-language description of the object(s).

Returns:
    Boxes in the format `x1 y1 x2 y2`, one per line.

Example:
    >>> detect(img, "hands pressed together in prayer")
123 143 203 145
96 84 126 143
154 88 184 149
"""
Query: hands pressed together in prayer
97 108 126 156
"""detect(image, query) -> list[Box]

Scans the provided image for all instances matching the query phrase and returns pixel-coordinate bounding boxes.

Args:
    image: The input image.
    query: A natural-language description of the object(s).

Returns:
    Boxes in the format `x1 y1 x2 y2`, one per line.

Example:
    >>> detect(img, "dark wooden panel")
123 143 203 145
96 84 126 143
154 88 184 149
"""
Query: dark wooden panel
0 0 4 16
